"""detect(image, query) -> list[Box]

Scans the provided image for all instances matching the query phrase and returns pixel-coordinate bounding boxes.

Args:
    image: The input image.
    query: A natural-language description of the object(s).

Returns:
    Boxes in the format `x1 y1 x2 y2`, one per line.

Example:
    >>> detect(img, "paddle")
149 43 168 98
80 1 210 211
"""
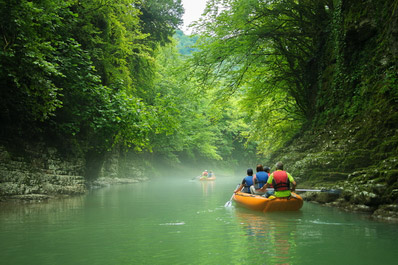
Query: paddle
266 188 342 194
295 188 342 194
225 184 240 207
224 193 234 207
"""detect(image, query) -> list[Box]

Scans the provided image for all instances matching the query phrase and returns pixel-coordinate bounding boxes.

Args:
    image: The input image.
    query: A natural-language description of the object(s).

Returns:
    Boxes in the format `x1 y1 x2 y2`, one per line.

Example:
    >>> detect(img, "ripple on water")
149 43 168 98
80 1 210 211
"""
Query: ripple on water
159 221 185 226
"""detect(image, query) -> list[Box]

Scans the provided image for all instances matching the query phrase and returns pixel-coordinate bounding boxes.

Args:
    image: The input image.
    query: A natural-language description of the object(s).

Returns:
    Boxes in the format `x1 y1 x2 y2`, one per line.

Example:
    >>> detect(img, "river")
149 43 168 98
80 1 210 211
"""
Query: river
1 175 397 265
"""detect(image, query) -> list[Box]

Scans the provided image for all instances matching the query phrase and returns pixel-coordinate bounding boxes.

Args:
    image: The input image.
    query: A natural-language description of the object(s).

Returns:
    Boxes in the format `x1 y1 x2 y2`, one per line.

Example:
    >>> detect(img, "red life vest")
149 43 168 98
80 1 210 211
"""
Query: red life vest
272 171 290 191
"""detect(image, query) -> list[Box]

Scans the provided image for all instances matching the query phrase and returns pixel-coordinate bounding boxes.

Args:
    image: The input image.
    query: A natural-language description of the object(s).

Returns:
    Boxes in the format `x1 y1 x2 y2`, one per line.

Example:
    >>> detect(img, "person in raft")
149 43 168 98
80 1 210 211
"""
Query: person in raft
249 164 269 195
234 168 254 194
263 166 271 176
259 165 274 197
202 170 208 178
250 165 274 198
258 161 297 198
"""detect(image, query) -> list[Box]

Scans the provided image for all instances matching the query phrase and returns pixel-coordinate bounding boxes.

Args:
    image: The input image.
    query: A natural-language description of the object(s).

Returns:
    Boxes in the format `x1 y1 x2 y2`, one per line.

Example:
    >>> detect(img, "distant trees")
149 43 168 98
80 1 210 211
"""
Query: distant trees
142 35 257 167
190 0 333 154
138 0 184 47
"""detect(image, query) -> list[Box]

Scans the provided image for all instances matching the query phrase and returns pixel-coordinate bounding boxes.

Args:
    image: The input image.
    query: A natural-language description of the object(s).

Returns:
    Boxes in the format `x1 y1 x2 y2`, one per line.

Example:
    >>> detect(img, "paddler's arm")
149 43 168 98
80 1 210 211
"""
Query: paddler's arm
288 173 297 192
258 182 270 192
253 174 257 184
234 179 247 193
291 181 297 192
234 184 244 193
258 173 273 192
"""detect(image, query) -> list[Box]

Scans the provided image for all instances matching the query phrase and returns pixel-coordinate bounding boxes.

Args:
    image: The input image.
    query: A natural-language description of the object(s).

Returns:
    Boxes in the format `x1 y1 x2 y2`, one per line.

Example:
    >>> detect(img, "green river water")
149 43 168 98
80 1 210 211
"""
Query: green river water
1 176 398 265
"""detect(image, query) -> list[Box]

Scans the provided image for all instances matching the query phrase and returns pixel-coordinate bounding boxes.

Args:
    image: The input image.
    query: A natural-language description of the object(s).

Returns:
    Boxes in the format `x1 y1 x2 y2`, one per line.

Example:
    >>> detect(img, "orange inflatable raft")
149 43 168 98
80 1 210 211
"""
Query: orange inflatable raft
233 191 303 212
199 176 216 181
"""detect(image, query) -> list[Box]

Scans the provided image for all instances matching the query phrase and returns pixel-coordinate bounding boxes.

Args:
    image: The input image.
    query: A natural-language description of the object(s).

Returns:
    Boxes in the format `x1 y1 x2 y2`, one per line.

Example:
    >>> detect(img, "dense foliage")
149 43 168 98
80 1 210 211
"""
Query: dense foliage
0 0 258 175
190 0 332 155
2 0 396 183
0 0 159 151
187 0 398 213
190 0 398 159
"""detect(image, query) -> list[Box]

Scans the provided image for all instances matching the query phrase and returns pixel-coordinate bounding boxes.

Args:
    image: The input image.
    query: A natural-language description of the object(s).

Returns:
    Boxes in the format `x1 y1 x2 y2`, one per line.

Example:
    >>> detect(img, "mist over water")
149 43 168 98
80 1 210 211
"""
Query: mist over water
1 174 397 265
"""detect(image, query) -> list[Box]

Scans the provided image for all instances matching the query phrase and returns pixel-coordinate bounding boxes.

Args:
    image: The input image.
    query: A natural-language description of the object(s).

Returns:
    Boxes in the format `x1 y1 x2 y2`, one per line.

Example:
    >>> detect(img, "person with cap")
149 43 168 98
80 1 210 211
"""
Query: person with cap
264 166 271 176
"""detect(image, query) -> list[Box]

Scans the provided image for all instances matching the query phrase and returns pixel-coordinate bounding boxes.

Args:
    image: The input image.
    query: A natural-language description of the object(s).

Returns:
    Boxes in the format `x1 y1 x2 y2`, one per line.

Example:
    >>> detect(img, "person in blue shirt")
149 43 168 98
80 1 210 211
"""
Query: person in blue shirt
249 164 275 197
234 168 254 194
250 164 269 195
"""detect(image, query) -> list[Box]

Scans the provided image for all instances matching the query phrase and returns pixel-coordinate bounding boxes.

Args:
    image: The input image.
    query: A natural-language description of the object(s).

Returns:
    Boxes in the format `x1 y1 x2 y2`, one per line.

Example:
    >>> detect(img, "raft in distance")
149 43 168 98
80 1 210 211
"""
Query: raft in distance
199 176 216 181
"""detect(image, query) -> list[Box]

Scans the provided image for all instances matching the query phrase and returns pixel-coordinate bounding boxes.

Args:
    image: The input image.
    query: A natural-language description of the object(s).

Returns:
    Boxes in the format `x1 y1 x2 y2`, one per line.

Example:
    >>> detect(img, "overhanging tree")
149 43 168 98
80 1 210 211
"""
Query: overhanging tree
190 0 333 154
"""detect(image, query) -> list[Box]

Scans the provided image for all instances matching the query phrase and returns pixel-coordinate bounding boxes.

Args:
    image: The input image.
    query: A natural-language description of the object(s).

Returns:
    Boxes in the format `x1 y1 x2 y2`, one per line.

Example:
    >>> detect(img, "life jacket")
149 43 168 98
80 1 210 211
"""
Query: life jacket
243 175 254 193
272 170 290 191
254 171 268 189
202 171 208 176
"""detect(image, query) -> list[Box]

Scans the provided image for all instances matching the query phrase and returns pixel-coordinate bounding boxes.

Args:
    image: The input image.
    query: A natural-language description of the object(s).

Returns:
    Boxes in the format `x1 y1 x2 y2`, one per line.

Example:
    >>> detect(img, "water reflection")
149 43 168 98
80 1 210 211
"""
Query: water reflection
0 196 85 225
235 209 302 265
200 180 215 196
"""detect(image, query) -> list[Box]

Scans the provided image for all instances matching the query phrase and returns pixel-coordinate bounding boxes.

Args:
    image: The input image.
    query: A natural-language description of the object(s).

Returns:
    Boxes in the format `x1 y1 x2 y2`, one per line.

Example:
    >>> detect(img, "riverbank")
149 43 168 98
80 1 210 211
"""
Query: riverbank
265 113 398 222
298 184 398 222
0 177 149 203
302 193 398 223
0 141 149 203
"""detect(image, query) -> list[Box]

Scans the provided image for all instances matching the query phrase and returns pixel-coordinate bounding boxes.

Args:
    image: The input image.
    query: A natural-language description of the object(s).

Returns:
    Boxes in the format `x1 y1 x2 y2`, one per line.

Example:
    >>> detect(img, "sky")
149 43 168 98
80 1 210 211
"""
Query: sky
181 0 208 34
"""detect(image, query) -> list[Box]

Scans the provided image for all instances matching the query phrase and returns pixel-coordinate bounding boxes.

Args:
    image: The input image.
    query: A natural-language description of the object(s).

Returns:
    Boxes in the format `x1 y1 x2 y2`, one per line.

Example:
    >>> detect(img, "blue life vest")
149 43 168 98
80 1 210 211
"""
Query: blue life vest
243 175 254 193
254 171 268 189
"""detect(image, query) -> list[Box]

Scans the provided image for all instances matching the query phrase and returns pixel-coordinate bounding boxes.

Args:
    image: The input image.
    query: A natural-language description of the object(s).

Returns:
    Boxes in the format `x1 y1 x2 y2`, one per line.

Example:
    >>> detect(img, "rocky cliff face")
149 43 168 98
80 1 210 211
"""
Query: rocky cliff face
269 120 398 221
0 141 149 201
0 143 86 201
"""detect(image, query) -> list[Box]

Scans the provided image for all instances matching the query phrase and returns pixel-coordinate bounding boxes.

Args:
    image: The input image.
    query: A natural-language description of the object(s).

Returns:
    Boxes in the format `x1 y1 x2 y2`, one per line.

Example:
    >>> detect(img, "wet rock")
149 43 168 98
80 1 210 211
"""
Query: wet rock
325 198 347 207
372 204 398 221
385 170 398 185
371 183 387 194
344 204 374 213
9 194 51 202
312 192 340 204
350 191 379 206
